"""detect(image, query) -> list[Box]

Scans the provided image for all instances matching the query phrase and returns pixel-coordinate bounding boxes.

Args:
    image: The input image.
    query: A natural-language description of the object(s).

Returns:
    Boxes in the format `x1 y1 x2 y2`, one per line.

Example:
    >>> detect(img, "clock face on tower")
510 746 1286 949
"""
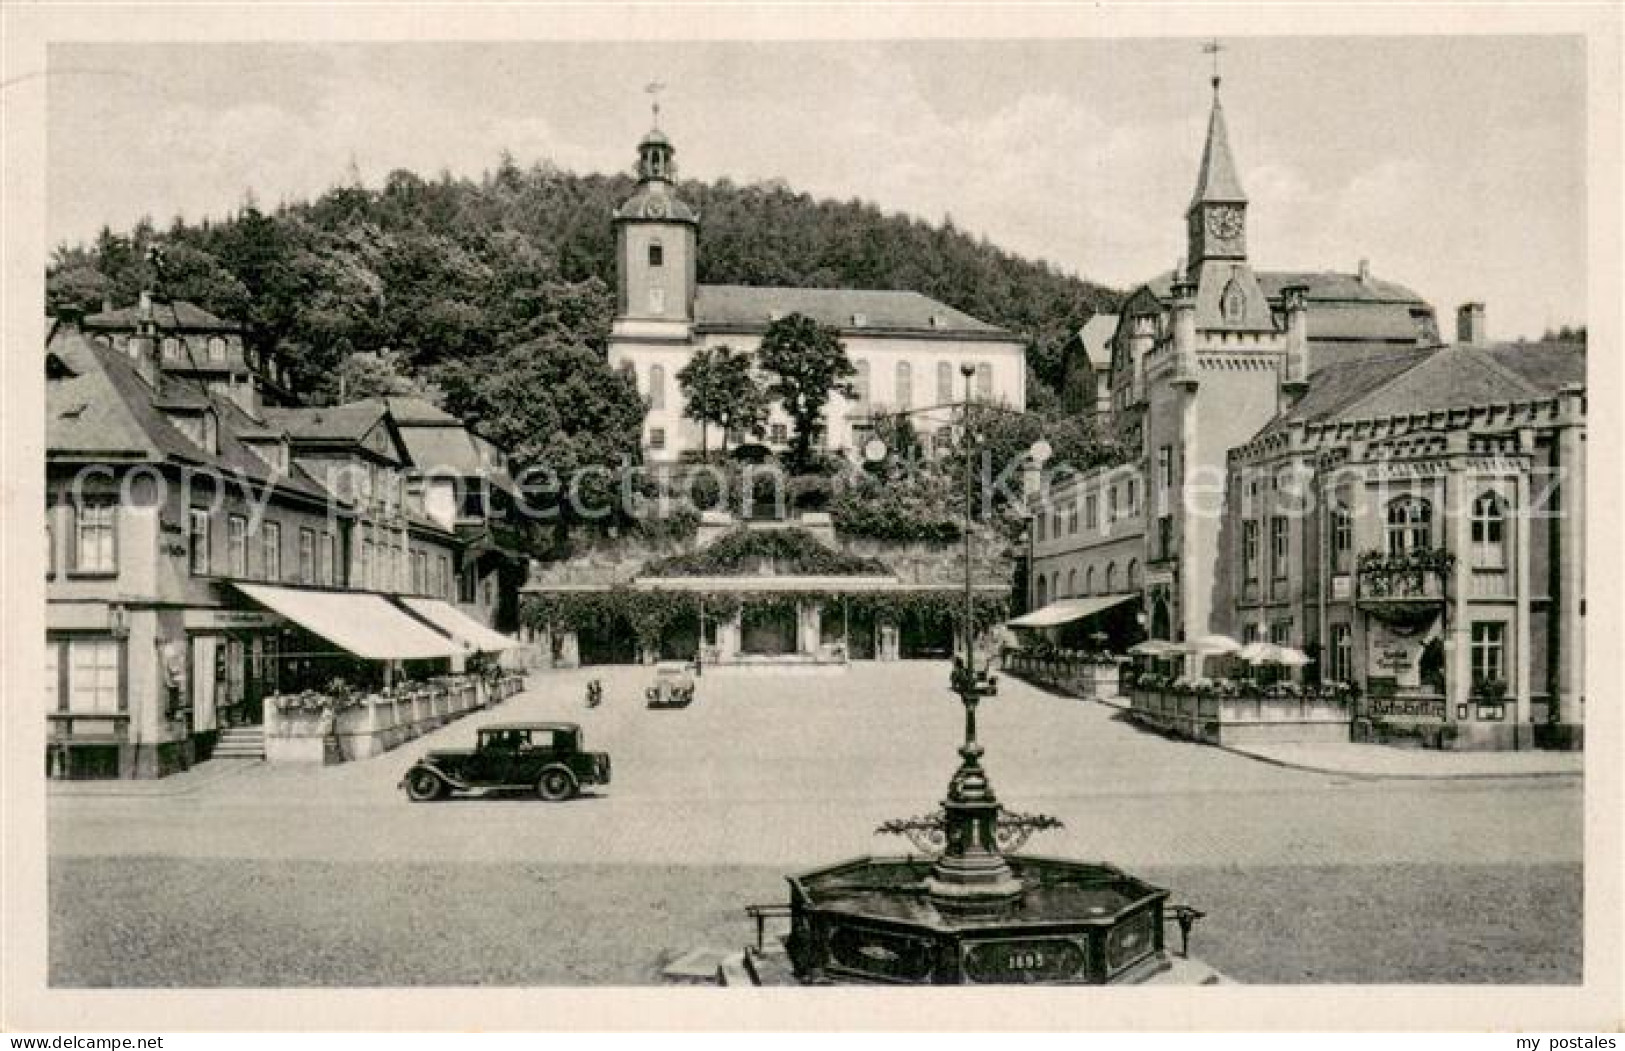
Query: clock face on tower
1205 205 1244 241
645 196 668 219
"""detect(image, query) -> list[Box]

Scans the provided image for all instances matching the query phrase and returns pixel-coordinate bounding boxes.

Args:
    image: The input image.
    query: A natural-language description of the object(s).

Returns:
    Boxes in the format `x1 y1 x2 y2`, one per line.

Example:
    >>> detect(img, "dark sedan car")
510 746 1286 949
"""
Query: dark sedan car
399 722 611 802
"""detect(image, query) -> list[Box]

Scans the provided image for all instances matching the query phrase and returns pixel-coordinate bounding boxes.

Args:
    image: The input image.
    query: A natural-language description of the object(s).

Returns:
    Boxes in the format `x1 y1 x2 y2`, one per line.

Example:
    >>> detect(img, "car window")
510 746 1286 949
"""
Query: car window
526 730 554 750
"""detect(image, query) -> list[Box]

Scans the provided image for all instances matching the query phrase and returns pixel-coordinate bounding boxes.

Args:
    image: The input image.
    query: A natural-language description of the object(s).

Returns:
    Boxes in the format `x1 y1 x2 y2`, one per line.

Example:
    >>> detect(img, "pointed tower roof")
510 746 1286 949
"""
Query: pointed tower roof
1188 81 1247 210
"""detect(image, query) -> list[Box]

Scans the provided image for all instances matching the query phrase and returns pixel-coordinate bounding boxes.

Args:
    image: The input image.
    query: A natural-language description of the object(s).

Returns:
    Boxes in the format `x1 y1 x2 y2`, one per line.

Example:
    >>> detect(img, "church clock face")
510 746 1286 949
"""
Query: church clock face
645 196 668 219
1205 205 1243 242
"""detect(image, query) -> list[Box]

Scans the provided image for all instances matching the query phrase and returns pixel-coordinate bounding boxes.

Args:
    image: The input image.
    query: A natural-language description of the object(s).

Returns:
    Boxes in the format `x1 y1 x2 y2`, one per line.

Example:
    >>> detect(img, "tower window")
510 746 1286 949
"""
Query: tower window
648 241 664 268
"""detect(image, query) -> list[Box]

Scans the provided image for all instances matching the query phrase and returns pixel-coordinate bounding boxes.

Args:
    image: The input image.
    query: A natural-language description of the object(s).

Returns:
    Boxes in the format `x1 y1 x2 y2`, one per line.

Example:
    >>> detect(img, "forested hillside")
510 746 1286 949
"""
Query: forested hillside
48 156 1121 417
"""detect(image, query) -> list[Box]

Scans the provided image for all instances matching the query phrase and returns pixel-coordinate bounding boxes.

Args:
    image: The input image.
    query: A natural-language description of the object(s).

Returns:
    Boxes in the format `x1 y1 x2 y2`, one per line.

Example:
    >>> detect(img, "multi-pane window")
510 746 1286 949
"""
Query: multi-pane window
261 522 281 582
1085 494 1098 530
68 639 121 714
1472 492 1508 569
895 362 913 409
74 501 117 573
1471 622 1506 687
1329 623 1353 684
1386 497 1433 556
1331 504 1353 574
228 516 247 577
648 364 665 411
1242 520 1260 582
298 528 315 584
1067 502 1079 535
188 508 211 575
937 361 953 404
1270 516 1289 580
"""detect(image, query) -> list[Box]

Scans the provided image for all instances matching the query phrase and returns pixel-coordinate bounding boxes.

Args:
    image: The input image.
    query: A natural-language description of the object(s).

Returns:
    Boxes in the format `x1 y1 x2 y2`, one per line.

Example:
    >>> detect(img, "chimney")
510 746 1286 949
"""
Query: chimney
1357 259 1371 284
1280 284 1310 404
1456 302 1487 345
127 334 160 388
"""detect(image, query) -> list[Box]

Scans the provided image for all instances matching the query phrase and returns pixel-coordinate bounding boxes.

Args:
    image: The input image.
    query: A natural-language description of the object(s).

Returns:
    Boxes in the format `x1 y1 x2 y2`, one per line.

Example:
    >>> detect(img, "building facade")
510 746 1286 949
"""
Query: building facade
47 299 526 778
1025 72 1585 748
605 127 1029 463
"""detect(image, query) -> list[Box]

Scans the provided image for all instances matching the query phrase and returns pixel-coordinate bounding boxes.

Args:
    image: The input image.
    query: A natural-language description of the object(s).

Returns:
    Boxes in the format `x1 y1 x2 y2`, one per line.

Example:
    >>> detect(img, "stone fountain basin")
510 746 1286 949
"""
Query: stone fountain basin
786 855 1171 984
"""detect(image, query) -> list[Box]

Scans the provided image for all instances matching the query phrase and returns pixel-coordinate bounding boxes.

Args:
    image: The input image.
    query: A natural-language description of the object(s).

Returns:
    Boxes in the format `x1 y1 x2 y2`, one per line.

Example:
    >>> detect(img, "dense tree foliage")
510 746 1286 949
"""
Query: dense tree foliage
675 345 769 456
754 313 857 473
48 158 1120 428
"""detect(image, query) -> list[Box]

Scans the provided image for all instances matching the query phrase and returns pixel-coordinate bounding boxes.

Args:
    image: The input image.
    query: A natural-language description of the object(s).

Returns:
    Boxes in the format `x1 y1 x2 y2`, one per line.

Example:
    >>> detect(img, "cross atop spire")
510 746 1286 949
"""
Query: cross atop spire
645 81 666 129
1203 38 1223 93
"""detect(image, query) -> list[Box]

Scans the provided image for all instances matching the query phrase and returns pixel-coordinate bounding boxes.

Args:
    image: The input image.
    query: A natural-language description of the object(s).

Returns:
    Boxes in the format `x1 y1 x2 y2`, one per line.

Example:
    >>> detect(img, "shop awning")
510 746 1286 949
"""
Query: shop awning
1007 593 1139 629
399 597 522 652
232 584 462 660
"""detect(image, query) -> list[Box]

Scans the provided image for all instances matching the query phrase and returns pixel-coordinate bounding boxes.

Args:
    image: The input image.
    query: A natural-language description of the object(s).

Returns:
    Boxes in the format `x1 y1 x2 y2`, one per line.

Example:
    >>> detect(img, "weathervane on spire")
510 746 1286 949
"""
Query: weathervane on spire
645 81 666 128
1203 38 1224 93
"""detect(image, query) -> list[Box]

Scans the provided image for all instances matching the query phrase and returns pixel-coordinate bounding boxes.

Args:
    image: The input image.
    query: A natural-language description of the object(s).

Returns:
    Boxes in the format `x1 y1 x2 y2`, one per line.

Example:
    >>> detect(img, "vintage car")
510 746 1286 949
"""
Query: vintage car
645 661 696 709
399 722 611 802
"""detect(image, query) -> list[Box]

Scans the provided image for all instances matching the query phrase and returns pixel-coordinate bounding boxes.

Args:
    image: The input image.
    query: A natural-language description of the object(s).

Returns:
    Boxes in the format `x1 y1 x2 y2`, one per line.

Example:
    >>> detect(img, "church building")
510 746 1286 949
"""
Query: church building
605 127 1029 463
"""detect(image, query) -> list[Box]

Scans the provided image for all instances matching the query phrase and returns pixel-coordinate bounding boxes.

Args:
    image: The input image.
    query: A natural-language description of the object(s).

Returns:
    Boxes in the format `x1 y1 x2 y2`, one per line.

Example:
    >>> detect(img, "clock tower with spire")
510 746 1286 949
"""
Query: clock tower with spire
611 111 699 328
1186 69 1249 272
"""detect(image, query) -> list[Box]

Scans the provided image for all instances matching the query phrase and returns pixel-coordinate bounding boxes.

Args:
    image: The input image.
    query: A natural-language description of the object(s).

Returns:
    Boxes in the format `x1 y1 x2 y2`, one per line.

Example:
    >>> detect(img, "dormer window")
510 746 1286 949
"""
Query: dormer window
208 336 227 361
161 336 182 362
648 241 664 267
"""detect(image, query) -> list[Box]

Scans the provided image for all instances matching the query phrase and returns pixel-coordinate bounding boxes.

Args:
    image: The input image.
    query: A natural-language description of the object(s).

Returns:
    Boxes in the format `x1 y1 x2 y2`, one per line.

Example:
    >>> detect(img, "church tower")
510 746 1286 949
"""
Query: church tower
1185 74 1248 271
612 127 699 324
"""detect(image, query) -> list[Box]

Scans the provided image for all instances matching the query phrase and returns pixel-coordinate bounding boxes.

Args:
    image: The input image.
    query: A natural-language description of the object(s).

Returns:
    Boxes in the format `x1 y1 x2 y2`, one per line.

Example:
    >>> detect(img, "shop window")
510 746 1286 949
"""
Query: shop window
68 638 121 714
1329 623 1353 683
1471 492 1508 569
189 508 211 576
72 500 118 575
1386 496 1433 556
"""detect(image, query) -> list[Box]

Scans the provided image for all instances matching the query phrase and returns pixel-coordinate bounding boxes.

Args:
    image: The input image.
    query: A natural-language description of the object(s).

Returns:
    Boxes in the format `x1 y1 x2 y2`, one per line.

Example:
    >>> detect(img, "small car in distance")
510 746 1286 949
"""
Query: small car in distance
399 722 611 802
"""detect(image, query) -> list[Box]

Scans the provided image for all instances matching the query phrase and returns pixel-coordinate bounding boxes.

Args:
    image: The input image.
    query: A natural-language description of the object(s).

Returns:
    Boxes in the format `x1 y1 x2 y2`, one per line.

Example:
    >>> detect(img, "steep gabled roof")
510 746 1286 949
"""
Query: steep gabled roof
84 298 241 332
693 285 1010 337
265 402 391 443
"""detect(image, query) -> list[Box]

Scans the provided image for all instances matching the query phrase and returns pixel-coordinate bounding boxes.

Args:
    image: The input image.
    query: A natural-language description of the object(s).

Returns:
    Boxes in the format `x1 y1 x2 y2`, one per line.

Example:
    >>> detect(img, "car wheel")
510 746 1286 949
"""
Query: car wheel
536 767 577 801
404 768 448 802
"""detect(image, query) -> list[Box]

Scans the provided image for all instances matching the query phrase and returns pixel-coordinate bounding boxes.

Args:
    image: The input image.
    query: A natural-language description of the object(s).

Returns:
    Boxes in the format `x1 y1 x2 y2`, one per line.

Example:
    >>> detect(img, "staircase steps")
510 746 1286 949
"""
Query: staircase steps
213 726 265 760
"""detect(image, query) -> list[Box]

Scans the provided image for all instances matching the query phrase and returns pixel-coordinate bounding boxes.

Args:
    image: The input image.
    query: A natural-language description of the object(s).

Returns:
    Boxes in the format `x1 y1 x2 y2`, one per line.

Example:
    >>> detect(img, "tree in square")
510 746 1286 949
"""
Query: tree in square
676 344 770 459
754 313 857 473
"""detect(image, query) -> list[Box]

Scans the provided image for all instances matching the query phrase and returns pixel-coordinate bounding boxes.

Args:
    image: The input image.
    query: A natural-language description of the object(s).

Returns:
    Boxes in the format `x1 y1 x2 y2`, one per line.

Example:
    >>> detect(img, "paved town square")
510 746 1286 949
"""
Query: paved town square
49 663 1582 986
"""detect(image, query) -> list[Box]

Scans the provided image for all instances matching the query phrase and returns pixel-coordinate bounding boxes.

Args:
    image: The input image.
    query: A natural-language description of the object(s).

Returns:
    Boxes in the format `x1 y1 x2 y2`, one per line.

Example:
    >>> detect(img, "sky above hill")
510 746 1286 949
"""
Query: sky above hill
47 36 1585 340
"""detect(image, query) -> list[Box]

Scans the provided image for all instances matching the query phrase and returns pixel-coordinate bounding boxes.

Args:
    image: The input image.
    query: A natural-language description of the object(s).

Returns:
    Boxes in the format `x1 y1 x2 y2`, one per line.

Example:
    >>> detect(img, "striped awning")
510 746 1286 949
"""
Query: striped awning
1007 593 1138 629
232 584 462 661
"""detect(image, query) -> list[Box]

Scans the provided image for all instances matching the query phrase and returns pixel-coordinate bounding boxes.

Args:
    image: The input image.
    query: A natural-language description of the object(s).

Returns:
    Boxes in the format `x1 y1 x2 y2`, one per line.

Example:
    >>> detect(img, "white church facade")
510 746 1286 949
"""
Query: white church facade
605 128 1028 463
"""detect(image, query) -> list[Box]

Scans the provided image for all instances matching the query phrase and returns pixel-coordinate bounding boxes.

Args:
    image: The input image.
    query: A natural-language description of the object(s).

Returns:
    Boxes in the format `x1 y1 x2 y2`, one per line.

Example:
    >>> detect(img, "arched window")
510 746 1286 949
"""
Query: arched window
1105 562 1118 593
852 360 870 407
1386 497 1433 556
1472 492 1508 569
1127 558 1140 590
1066 568 1077 598
648 240 664 267
1084 566 1095 596
1035 575 1048 607
896 361 913 409
648 363 666 411
937 361 953 403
